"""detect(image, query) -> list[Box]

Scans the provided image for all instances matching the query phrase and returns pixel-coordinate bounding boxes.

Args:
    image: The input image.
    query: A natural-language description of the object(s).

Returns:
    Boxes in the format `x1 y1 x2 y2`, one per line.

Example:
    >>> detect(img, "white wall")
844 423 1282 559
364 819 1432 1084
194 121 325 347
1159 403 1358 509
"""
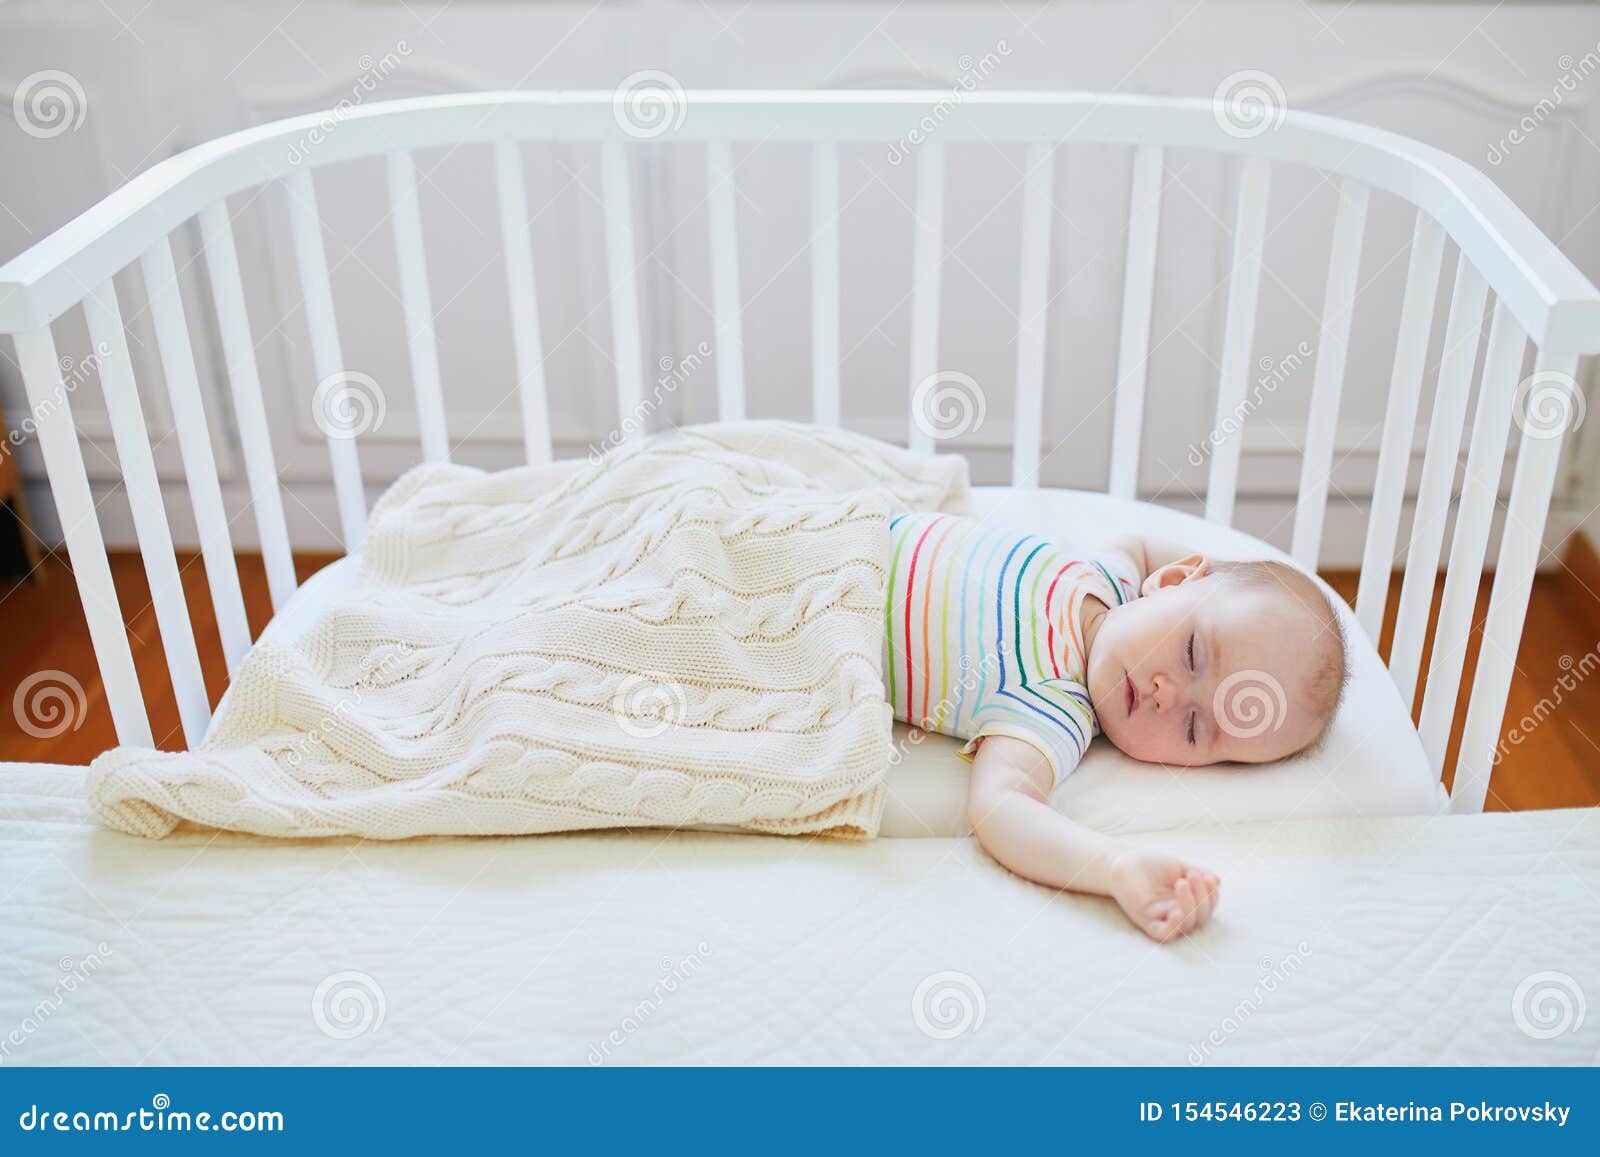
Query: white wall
2 0 1598 567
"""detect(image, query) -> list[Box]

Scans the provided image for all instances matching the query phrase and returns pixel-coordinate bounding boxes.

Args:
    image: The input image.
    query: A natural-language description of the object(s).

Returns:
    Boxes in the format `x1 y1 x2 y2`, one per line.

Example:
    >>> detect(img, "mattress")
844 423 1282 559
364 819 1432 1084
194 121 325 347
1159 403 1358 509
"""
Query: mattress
224 485 1445 837
2 761 1594 1065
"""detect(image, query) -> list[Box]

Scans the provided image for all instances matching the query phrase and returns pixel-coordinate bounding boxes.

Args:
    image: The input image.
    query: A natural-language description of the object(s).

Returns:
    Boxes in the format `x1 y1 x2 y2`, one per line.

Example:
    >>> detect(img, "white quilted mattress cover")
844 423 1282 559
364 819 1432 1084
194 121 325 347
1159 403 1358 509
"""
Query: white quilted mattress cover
3 762 1594 1065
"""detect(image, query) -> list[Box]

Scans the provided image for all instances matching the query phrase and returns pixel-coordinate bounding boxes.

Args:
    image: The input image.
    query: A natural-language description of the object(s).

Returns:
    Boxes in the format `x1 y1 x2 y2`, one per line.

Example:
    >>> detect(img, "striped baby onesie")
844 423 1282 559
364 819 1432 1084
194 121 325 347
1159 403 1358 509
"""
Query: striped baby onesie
884 512 1142 789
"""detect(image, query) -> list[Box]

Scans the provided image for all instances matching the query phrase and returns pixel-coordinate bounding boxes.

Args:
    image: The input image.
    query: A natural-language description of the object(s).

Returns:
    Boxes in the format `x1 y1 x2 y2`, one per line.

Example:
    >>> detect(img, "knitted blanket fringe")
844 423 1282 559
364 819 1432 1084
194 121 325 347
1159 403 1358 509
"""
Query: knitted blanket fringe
87 421 973 841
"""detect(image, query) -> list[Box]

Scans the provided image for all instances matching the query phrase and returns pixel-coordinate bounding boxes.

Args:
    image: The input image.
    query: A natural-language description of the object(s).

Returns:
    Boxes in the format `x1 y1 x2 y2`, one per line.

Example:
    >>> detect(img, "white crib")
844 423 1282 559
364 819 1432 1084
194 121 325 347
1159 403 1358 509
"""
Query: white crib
1 91 1595 815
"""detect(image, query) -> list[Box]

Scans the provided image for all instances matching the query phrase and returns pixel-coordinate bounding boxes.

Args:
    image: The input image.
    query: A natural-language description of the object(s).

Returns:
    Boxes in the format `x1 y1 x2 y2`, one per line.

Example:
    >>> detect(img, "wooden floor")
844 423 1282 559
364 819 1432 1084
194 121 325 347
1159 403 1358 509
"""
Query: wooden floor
2 544 1599 811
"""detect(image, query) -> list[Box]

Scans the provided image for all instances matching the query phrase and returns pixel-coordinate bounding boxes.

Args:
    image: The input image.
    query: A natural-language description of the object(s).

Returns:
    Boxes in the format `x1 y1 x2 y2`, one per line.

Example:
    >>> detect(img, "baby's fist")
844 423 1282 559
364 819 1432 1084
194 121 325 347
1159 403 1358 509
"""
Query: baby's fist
1108 851 1220 942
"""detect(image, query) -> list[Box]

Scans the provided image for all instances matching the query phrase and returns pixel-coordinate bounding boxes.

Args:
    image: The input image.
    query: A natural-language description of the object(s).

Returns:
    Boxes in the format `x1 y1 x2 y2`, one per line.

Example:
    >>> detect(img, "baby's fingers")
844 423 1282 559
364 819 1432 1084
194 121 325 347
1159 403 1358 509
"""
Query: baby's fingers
1177 872 1215 935
1144 900 1183 942
1175 875 1202 927
1192 872 1216 925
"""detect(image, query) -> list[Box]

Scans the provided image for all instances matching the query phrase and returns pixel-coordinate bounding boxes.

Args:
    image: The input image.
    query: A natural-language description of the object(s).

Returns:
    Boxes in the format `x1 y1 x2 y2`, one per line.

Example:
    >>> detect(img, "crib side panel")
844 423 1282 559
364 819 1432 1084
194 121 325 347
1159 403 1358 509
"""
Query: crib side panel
0 95 1591 804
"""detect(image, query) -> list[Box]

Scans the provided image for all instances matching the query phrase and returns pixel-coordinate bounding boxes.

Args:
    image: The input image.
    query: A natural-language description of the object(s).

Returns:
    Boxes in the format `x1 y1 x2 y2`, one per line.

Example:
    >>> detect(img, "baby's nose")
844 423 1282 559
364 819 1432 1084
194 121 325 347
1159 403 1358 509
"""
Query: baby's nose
1152 673 1185 712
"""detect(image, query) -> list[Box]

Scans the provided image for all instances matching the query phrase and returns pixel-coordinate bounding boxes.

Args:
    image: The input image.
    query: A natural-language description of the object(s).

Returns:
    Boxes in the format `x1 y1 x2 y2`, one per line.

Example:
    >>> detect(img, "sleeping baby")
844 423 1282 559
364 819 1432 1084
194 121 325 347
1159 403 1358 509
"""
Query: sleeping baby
885 513 1350 943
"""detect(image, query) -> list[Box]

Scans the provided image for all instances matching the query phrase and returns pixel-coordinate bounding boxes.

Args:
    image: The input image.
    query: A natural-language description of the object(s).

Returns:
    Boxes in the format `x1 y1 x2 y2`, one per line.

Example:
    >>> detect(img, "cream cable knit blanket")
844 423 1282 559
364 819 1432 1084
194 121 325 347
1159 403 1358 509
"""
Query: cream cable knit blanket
88 422 972 841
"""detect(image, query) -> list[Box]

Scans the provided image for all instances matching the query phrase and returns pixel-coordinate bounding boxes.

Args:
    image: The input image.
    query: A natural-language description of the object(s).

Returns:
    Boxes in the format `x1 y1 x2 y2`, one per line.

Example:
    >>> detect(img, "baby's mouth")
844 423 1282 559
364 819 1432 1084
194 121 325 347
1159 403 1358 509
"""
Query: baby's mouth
1124 674 1138 717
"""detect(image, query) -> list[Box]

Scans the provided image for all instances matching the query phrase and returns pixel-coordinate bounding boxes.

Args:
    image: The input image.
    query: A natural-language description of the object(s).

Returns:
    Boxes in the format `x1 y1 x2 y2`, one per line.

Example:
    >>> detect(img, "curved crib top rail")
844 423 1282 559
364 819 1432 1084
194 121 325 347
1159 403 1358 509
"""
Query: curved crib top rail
2 90 1599 353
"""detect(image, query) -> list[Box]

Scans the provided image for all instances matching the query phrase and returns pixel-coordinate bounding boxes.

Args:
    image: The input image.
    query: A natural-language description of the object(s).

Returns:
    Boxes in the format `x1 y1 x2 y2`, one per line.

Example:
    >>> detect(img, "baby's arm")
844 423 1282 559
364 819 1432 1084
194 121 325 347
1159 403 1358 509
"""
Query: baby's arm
1104 533 1200 585
966 735 1221 941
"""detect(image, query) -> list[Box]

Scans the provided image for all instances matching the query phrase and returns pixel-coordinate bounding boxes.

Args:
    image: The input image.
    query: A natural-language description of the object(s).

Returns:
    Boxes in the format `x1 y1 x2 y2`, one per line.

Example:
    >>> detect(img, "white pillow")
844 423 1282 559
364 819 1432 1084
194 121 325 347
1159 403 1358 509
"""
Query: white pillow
877 487 1446 837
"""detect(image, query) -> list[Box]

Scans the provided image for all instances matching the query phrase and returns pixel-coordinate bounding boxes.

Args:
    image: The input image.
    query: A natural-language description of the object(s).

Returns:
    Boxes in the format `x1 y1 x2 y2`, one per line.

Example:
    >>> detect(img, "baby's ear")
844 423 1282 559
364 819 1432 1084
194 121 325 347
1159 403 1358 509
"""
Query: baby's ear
1140 553 1209 596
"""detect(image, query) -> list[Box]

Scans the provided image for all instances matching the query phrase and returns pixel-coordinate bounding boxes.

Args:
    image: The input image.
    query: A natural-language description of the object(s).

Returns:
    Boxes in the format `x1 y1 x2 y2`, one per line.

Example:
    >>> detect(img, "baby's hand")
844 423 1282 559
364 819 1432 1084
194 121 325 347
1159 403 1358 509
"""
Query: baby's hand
1108 851 1220 942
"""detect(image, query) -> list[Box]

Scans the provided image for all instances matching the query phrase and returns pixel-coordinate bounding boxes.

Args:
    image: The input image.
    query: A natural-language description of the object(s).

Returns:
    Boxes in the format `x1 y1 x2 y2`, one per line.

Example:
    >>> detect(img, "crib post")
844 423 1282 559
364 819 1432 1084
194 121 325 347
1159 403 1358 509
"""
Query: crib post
810 140 841 428
1389 255 1488 710
13 325 153 747
1203 156 1270 527
706 139 747 422
1010 143 1054 489
908 140 946 455
492 139 553 464
285 169 369 551
1415 302 1526 776
601 141 646 439
1355 212 1446 643
1290 177 1369 570
140 235 254 676
83 280 212 747
199 202 299 613
1450 348 1580 813
386 149 451 464
1108 144 1163 502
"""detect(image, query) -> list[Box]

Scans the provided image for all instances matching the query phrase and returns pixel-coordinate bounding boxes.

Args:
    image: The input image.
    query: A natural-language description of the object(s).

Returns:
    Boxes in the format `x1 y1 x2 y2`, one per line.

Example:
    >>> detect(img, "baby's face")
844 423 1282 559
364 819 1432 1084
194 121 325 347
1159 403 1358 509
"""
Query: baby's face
1085 559 1324 766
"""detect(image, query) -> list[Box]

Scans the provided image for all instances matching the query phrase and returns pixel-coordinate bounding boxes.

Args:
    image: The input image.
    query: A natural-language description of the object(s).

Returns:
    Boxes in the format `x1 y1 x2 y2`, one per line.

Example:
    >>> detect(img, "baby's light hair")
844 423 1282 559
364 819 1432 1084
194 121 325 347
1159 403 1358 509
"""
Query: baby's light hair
1203 558 1351 758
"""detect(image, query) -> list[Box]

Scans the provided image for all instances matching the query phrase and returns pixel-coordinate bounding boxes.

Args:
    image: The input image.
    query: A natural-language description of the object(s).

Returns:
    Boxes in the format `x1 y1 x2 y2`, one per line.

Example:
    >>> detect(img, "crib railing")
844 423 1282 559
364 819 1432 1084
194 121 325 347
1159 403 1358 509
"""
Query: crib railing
1 91 1596 812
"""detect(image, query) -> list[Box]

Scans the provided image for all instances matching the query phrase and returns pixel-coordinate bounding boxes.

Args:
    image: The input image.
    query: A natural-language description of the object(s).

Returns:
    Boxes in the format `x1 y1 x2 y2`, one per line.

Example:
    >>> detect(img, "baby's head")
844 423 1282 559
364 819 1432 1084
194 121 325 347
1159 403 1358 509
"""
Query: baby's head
1086 553 1350 767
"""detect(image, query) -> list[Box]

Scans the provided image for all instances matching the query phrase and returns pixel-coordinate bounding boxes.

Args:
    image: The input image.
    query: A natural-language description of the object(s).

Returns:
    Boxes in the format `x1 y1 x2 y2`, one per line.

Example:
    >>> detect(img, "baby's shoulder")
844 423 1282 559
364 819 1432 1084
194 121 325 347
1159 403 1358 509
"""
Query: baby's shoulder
1083 548 1143 607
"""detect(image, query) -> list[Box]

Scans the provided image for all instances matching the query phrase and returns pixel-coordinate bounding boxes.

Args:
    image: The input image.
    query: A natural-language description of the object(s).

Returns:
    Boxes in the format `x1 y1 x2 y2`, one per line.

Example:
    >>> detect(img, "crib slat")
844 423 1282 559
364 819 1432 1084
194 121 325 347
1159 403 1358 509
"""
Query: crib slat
1108 144 1163 500
14 325 153 746
601 141 646 437
1389 255 1488 709
1354 213 1447 643
1011 144 1055 488
810 140 841 427
141 236 252 675
1416 301 1525 775
386 150 450 463
706 140 747 422
1451 347 1580 813
199 202 297 612
82 281 212 747
1204 157 1270 526
285 169 367 550
1290 177 1370 569
908 140 946 455
493 140 552 464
